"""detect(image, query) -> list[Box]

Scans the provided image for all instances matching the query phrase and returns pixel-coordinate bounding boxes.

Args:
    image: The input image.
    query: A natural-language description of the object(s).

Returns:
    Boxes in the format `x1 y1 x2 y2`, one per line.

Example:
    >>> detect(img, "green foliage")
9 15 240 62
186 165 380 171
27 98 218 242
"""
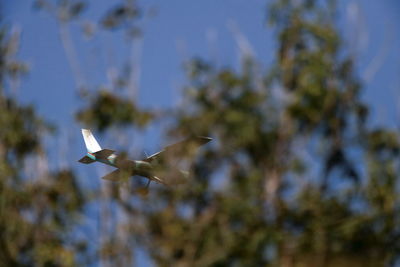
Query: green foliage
34 0 87 22
101 1 140 31
0 26 29 87
76 90 153 132
0 170 86 266
0 18 88 266
0 98 44 159
124 1 400 266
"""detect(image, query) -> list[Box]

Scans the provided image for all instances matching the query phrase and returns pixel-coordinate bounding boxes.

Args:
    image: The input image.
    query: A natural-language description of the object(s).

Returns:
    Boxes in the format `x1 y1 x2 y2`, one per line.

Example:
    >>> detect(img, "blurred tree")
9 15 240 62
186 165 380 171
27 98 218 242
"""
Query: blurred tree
111 0 399 266
76 90 153 132
34 0 154 265
0 16 88 267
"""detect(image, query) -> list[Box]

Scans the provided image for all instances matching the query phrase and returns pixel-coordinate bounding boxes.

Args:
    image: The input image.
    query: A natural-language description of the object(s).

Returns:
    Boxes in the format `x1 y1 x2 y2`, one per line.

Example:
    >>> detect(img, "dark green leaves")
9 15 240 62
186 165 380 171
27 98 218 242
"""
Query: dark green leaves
76 90 153 132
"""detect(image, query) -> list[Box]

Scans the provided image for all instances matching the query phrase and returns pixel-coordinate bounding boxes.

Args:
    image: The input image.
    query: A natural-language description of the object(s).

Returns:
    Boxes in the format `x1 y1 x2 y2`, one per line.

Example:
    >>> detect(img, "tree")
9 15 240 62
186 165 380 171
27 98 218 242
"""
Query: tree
113 0 398 266
0 18 89 267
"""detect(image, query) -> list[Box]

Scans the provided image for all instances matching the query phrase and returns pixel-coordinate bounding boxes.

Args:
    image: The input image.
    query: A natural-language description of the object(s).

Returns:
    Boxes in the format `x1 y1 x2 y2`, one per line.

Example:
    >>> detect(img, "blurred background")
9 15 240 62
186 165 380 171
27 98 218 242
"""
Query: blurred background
1 0 400 266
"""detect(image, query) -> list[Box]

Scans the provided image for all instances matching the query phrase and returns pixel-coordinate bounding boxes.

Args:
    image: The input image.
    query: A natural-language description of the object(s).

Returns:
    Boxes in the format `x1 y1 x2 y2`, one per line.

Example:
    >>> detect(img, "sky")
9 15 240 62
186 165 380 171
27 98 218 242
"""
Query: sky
4 0 399 130
3 0 400 265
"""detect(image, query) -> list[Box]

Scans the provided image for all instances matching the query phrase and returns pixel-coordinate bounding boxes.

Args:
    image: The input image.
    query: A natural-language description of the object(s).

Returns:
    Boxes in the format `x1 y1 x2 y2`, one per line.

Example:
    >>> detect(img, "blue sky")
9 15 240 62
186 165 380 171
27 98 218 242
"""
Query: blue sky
5 0 400 129
5 0 271 119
